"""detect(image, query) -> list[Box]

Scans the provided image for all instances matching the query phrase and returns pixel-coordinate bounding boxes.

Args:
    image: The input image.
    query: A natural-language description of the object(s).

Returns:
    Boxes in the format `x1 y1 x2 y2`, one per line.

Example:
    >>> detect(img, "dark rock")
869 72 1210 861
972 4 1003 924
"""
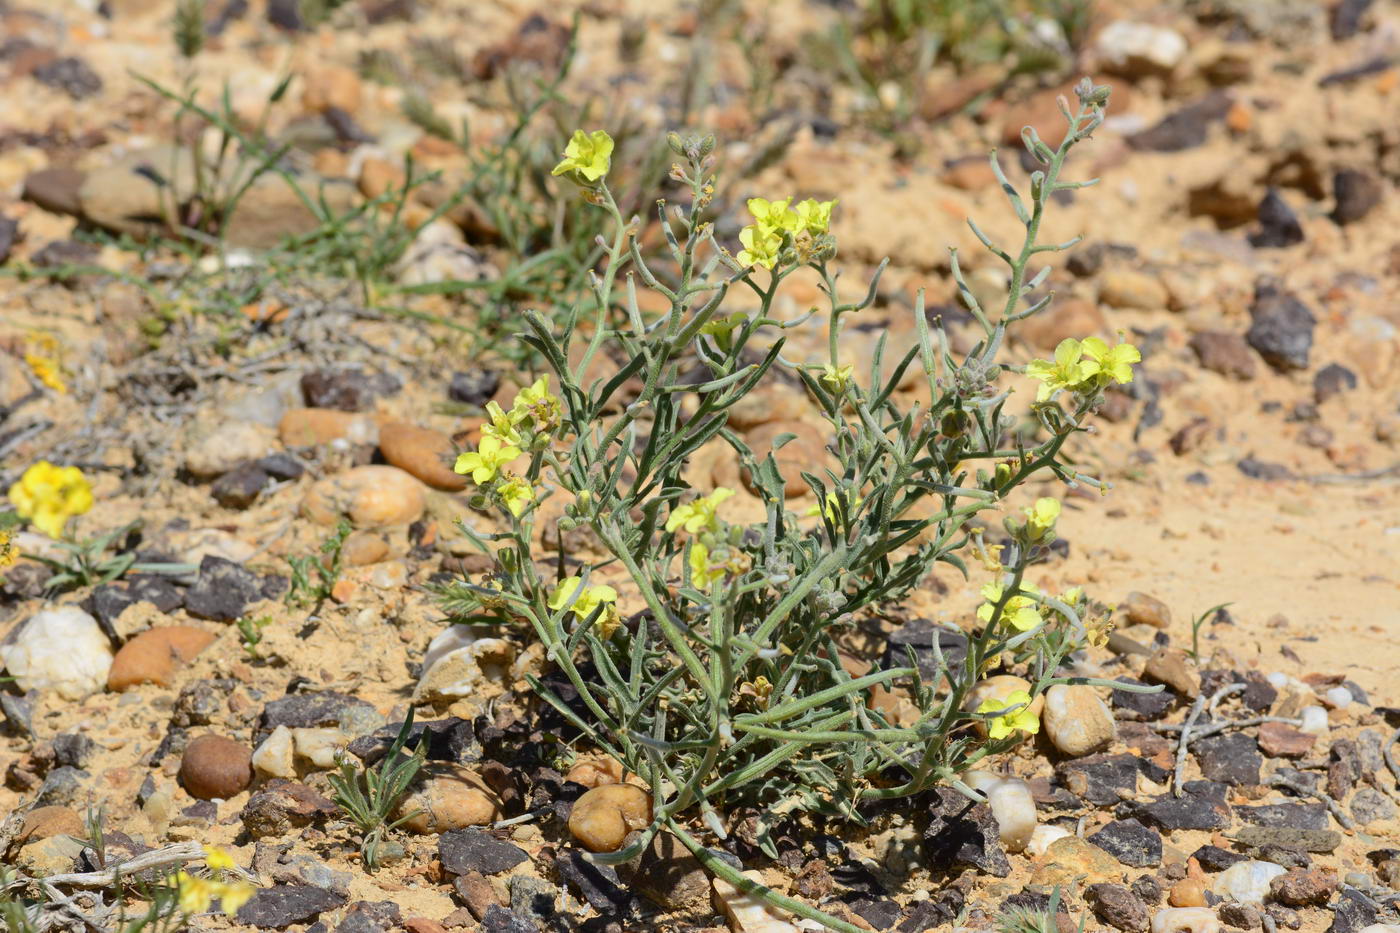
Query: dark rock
33 57 103 99
1257 845 1311 869
258 691 378 740
897 888 964 932
1332 169 1381 225
1110 677 1176 721
1240 671 1277 711
1237 803 1327 832
1218 901 1260 929
883 621 967 683
1067 243 1106 277
301 368 400 412
1314 363 1358 403
851 897 902 930
241 780 337 839
1189 331 1258 381
185 555 267 621
1231 825 1340 853
1264 904 1301 931
439 828 528 876
1326 887 1376 933
35 766 88 807
1192 844 1247 872
1133 784 1232 831
1330 738 1361 800
323 107 374 147
172 680 231 728
1088 819 1162 868
1331 0 1375 40
555 849 635 913
1086 883 1149 932
1248 189 1303 248
347 717 479 766
448 369 502 407
1128 92 1232 152
335 901 401 933
1237 457 1293 481
236 884 347 928
255 453 306 481
0 215 17 264
211 463 270 509
1131 876 1162 905
1059 754 1164 807
507 875 558 930
481 905 539 933
616 832 709 912
1246 284 1315 372
52 734 95 769
266 0 304 30
1195 732 1261 786
31 239 98 269
920 786 1009 877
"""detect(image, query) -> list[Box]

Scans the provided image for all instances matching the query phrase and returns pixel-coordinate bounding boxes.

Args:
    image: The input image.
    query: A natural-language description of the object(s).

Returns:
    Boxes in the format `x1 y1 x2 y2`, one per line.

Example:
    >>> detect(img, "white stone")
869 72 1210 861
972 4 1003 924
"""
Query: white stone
1212 860 1286 904
1266 672 1288 689
713 871 800 933
1323 686 1353 709
1151 907 1221 933
1298 705 1330 735
1026 824 1073 857
1042 684 1116 757
252 724 296 778
292 727 349 769
963 771 1037 853
1096 21 1187 75
415 629 516 701
0 607 112 700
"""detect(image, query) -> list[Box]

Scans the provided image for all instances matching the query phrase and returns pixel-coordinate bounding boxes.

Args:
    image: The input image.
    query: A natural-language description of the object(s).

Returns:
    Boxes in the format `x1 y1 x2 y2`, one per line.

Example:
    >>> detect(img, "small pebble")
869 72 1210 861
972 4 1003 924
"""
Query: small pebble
1168 879 1206 908
1212 860 1286 904
1042 684 1116 757
1297 706 1329 735
0 607 113 700
568 784 652 853
1323 686 1353 709
963 771 1037 853
179 734 254 800
1026 824 1072 856
1151 907 1220 933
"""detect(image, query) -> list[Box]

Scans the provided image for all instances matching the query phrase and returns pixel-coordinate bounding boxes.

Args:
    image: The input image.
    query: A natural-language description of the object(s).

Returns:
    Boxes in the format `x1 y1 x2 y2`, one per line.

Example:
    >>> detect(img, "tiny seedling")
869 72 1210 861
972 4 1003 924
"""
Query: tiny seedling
286 519 353 610
1188 601 1232 662
326 711 427 871
236 615 273 658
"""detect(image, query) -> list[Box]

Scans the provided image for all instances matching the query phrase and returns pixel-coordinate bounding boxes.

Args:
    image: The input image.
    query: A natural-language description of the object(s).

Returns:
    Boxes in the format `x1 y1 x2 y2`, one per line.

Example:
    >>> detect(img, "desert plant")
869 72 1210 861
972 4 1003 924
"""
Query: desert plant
285 519 353 610
327 713 427 871
437 77 1151 930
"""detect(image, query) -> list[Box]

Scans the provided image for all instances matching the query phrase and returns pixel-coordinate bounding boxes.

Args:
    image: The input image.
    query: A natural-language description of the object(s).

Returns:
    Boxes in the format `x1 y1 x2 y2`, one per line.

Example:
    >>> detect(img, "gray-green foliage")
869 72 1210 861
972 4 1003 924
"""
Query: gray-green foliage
326 712 428 871
438 78 1146 931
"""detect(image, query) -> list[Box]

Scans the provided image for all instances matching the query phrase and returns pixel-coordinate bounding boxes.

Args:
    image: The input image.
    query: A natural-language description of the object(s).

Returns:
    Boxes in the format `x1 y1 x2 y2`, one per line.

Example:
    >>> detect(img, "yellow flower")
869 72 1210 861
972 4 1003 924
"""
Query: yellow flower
977 690 1040 740
8 461 93 539
1025 338 1092 403
496 472 534 518
511 376 562 431
820 362 853 393
976 582 1043 632
203 846 237 873
1080 336 1141 386
1084 611 1114 649
737 224 782 270
482 401 522 448
806 489 863 523
794 198 837 235
688 540 726 590
551 129 614 183
700 312 748 345
176 872 215 914
747 197 798 233
216 880 255 916
0 528 16 569
549 576 618 620
1024 497 1060 541
665 487 734 535
453 435 521 485
25 353 66 393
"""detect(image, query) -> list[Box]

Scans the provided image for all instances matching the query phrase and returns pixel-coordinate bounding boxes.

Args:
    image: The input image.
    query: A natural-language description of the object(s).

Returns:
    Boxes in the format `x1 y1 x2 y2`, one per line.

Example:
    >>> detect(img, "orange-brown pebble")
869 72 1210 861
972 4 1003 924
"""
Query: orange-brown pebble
1169 878 1207 908
378 421 468 491
107 626 217 690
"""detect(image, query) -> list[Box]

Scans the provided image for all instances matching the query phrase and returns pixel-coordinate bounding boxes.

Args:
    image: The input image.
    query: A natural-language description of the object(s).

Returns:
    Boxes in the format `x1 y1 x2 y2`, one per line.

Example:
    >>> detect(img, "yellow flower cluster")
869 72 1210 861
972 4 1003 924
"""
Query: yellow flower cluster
666 488 737 590
552 129 614 185
24 333 66 393
8 461 92 539
736 196 837 270
977 581 1044 633
549 576 621 639
174 847 254 917
453 377 562 517
976 690 1040 741
1025 336 1140 403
